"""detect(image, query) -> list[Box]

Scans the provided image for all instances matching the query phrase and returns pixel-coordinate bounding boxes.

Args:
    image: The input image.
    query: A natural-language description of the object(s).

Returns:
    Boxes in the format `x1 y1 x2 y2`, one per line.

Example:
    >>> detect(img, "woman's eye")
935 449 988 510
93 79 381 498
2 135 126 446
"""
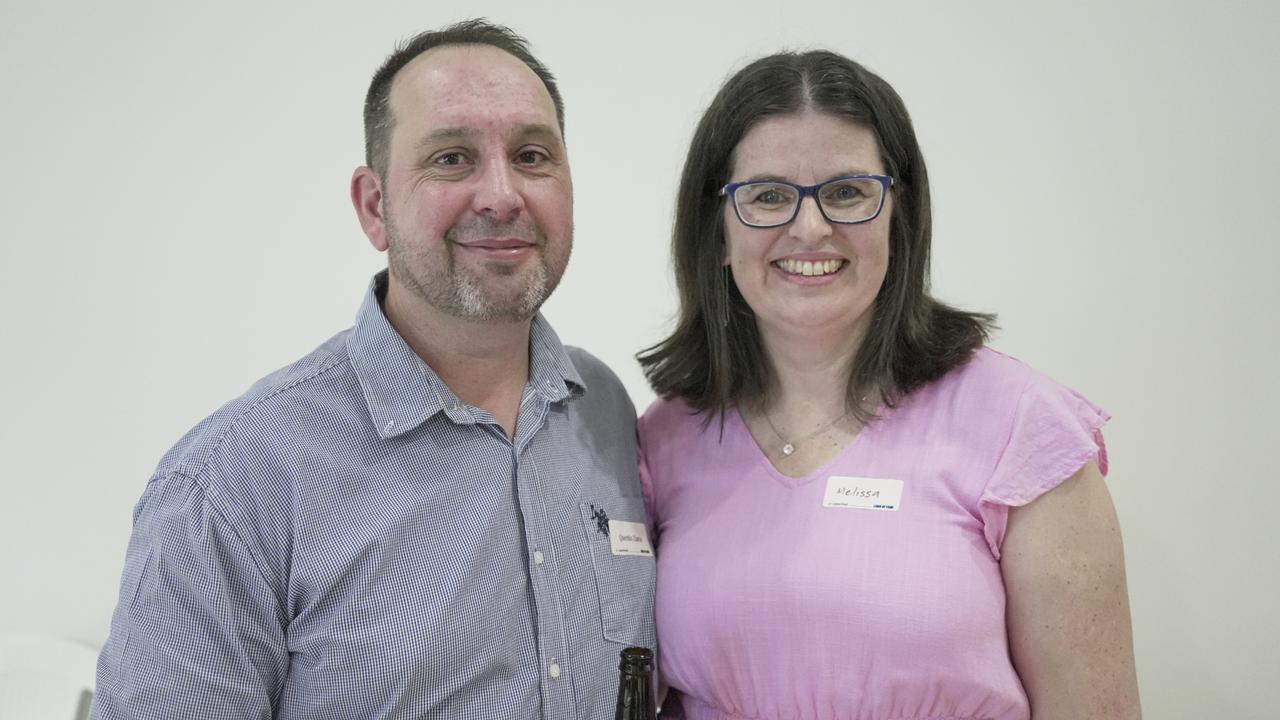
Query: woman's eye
747 186 792 205
823 182 869 205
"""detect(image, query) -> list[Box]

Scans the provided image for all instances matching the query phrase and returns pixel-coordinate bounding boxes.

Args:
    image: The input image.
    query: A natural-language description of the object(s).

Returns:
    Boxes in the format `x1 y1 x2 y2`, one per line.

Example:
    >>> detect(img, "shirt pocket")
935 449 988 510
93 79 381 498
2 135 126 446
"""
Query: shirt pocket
578 497 657 647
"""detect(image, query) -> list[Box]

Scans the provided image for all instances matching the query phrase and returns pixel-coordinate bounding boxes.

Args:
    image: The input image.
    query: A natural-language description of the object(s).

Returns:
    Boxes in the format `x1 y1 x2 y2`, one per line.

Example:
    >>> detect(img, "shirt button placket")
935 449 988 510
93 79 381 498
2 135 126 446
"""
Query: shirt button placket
513 449 572 716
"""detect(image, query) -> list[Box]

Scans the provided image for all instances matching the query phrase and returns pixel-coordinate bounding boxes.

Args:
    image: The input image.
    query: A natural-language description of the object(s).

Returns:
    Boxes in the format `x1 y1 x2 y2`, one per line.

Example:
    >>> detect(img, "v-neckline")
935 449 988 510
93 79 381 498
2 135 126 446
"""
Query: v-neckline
728 404 880 489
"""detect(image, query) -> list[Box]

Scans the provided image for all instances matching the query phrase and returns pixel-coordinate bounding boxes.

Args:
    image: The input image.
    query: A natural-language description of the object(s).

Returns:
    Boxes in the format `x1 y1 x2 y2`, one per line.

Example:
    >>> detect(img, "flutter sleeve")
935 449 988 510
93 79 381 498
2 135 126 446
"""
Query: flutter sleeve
978 371 1111 558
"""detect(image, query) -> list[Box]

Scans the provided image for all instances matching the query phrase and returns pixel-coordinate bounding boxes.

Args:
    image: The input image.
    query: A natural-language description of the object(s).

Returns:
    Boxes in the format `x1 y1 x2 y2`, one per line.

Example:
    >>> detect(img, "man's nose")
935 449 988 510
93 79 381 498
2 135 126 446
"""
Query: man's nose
472 158 525 221
787 196 833 242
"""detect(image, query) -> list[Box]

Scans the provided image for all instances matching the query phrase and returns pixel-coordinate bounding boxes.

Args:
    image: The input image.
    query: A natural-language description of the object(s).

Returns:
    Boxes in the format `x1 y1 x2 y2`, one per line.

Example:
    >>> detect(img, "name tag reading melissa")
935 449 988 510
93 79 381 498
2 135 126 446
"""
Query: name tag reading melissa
609 520 653 556
822 476 903 511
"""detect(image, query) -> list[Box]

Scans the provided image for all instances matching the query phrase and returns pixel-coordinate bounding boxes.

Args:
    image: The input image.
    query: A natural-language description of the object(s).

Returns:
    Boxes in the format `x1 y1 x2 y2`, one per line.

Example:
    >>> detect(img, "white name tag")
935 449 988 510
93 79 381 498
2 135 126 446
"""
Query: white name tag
609 520 653 556
822 476 903 511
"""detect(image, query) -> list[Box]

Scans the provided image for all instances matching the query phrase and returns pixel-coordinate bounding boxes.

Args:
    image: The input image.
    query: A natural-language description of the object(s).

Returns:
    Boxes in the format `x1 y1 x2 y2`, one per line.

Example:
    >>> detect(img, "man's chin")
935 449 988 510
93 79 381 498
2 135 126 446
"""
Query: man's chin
449 284 550 323
453 266 563 321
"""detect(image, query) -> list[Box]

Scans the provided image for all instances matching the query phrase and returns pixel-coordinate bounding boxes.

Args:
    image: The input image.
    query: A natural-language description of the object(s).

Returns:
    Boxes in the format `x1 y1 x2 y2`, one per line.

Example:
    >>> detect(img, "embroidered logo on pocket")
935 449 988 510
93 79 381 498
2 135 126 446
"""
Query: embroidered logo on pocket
590 503 610 537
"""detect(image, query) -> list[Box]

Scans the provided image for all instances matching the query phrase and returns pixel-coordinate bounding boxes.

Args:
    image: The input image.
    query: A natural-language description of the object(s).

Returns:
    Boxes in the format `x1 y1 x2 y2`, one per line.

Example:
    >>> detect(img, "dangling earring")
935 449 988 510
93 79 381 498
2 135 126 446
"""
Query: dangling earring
720 265 732 329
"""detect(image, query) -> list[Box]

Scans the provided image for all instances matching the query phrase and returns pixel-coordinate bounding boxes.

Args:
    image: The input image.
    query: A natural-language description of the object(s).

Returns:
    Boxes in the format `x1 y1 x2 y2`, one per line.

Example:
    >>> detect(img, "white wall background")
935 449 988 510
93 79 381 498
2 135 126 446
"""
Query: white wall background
2 1 1276 717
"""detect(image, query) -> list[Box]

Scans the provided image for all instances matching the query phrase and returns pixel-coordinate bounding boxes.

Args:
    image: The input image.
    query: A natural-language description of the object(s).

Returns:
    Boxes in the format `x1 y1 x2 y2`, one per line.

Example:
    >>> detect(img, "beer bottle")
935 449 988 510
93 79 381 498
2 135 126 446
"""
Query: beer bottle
613 647 656 720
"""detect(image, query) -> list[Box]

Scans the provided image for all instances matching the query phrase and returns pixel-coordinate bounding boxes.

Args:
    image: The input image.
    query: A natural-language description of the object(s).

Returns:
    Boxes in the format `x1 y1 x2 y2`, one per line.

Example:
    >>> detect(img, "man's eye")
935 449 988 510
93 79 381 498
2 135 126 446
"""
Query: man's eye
516 149 547 165
434 152 468 166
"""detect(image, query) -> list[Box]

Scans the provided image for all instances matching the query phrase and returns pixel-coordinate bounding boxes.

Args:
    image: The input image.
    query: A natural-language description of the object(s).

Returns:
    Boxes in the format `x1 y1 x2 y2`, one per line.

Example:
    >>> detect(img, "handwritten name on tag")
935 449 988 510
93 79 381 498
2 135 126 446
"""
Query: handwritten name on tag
822 476 903 511
609 520 653 556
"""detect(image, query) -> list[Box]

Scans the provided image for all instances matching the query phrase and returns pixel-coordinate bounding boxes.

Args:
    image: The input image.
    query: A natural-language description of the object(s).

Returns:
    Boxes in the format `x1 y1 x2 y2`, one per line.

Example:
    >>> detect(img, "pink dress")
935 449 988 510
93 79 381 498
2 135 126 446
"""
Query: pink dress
637 349 1109 720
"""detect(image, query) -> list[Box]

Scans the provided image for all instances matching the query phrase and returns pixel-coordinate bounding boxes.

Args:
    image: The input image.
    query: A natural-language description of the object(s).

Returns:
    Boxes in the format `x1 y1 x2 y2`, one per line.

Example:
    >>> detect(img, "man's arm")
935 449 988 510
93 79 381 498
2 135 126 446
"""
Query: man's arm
1002 460 1141 720
92 472 287 719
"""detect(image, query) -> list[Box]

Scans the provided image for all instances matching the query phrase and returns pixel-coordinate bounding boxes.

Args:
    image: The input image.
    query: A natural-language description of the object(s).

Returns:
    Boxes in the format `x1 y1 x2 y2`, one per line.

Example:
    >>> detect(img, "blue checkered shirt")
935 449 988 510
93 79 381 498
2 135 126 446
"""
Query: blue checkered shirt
92 272 656 719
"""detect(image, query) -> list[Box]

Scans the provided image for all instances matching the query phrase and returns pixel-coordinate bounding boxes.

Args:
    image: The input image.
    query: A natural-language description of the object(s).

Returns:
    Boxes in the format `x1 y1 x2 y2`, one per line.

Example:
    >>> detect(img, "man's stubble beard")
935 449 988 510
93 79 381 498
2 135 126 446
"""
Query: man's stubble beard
385 214 570 323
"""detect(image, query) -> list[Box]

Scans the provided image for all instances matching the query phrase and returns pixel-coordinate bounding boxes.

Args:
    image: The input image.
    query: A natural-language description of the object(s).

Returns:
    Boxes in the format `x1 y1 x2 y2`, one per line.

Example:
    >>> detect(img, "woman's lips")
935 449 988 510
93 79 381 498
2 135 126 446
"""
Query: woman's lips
771 258 849 284
773 258 847 277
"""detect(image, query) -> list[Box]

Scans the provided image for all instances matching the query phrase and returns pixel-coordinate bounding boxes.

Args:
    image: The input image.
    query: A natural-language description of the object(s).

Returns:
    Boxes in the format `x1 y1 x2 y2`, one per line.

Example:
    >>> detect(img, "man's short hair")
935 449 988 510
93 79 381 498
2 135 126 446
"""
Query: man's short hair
362 18 566 181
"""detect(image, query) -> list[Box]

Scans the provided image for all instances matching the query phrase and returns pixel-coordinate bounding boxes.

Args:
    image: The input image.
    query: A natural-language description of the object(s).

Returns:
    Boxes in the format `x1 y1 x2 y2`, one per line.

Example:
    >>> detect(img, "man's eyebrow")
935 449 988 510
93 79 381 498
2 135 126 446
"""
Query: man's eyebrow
511 123 563 145
414 124 563 153
415 127 476 152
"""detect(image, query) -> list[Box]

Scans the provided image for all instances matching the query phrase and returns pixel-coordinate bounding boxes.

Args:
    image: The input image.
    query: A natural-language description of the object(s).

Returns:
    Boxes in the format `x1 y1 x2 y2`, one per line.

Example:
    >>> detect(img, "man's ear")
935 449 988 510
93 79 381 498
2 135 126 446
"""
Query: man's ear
351 166 388 251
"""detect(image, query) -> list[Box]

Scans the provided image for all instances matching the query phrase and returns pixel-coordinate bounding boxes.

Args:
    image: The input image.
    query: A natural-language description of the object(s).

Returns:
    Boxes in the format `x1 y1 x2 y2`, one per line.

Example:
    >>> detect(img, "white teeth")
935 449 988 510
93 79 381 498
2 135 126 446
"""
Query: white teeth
776 258 843 276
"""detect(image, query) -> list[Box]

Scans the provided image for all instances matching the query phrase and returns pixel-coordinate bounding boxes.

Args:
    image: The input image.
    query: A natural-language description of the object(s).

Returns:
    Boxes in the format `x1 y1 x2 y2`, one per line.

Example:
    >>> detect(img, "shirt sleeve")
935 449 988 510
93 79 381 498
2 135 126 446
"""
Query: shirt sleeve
92 471 288 719
978 372 1110 559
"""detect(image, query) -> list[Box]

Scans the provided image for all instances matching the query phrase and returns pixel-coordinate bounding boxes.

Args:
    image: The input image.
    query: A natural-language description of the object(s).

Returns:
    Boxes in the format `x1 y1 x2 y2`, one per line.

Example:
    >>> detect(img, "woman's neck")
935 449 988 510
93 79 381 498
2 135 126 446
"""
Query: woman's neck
755 320 869 420
740 322 876 477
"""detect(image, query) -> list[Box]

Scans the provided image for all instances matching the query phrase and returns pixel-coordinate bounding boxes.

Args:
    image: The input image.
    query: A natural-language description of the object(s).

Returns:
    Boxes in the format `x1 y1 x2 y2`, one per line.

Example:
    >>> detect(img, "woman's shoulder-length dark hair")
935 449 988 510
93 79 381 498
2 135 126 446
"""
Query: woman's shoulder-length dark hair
637 49 995 423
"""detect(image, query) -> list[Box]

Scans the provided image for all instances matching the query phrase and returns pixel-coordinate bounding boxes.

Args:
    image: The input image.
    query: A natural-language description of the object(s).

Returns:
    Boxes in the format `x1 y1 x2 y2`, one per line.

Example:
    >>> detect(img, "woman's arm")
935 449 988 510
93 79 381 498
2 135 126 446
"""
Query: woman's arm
1002 460 1141 719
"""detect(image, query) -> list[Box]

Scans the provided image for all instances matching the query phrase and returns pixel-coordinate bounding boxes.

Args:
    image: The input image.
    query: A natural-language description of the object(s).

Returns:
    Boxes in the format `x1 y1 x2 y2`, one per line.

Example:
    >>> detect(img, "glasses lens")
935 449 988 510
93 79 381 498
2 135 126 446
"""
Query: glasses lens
733 183 799 227
818 178 884 222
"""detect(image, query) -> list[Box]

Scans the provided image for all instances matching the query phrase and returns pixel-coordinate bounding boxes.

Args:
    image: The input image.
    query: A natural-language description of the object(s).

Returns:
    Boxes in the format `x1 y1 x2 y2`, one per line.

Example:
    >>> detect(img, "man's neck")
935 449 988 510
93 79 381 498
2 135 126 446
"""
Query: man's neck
383 281 532 438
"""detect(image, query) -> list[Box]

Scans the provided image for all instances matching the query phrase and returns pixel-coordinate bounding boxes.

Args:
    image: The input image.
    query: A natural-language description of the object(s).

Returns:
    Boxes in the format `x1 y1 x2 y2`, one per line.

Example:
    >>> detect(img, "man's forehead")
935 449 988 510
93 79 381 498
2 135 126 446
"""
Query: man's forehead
389 44 554 120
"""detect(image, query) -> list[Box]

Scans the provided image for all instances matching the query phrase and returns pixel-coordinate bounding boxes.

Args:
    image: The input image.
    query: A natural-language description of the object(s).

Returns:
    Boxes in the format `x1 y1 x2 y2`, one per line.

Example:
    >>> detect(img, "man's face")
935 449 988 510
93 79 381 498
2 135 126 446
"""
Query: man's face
378 44 572 322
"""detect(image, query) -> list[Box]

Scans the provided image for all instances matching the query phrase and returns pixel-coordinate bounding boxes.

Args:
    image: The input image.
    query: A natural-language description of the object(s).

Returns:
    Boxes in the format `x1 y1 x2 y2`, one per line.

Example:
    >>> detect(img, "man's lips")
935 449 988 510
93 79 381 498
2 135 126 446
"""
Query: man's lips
460 238 537 249
456 238 537 259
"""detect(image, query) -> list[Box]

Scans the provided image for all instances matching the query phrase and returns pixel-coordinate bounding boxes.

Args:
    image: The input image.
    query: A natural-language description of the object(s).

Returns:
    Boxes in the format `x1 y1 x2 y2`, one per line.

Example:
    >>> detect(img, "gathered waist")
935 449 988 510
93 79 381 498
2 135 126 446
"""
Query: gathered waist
676 692 994 720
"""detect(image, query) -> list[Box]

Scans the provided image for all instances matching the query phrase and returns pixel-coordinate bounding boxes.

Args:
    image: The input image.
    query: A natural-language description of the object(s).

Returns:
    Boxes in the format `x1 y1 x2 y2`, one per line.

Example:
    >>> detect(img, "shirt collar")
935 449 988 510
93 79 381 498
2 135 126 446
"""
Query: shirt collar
528 309 586 404
348 271 585 440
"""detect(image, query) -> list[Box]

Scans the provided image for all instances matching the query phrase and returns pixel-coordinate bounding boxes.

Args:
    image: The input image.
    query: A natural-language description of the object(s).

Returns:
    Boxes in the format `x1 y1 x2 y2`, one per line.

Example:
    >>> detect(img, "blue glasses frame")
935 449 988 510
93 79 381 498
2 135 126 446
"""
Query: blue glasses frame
720 174 895 228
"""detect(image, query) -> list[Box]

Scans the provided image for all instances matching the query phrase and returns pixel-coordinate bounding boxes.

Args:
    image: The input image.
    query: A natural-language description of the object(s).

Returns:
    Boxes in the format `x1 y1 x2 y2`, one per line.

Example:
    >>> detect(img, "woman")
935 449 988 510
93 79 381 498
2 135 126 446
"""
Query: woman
637 50 1140 720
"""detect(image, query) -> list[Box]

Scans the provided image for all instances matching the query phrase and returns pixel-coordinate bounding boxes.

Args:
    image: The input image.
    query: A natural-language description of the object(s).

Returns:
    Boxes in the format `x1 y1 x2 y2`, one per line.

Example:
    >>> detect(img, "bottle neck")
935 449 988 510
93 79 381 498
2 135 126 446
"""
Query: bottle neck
615 678 654 719
615 648 655 720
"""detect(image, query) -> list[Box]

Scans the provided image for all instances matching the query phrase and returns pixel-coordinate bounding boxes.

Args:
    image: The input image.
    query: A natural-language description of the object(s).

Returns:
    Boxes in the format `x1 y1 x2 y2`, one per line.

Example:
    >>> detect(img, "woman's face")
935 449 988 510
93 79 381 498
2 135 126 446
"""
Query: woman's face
723 111 892 346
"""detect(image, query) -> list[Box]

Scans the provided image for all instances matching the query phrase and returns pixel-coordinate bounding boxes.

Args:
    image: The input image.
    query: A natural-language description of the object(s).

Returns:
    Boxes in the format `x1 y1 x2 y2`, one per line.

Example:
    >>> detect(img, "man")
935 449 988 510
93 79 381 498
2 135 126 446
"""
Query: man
93 20 655 719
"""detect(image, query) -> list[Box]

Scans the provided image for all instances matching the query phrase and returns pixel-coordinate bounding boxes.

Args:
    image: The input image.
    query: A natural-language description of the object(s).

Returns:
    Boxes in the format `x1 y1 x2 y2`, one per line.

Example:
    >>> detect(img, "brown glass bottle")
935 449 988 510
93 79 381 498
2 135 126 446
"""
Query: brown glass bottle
613 647 656 720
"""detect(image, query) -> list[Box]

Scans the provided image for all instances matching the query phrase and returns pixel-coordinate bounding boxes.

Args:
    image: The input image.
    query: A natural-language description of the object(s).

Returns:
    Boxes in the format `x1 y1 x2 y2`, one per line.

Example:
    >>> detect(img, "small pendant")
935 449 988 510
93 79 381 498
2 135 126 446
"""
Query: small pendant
782 443 795 456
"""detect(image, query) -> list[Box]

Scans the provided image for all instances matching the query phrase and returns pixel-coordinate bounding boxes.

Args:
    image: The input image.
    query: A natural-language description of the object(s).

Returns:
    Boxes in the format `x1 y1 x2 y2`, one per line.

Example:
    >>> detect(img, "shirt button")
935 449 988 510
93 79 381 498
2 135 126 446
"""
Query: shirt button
533 550 544 565
549 662 561 679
